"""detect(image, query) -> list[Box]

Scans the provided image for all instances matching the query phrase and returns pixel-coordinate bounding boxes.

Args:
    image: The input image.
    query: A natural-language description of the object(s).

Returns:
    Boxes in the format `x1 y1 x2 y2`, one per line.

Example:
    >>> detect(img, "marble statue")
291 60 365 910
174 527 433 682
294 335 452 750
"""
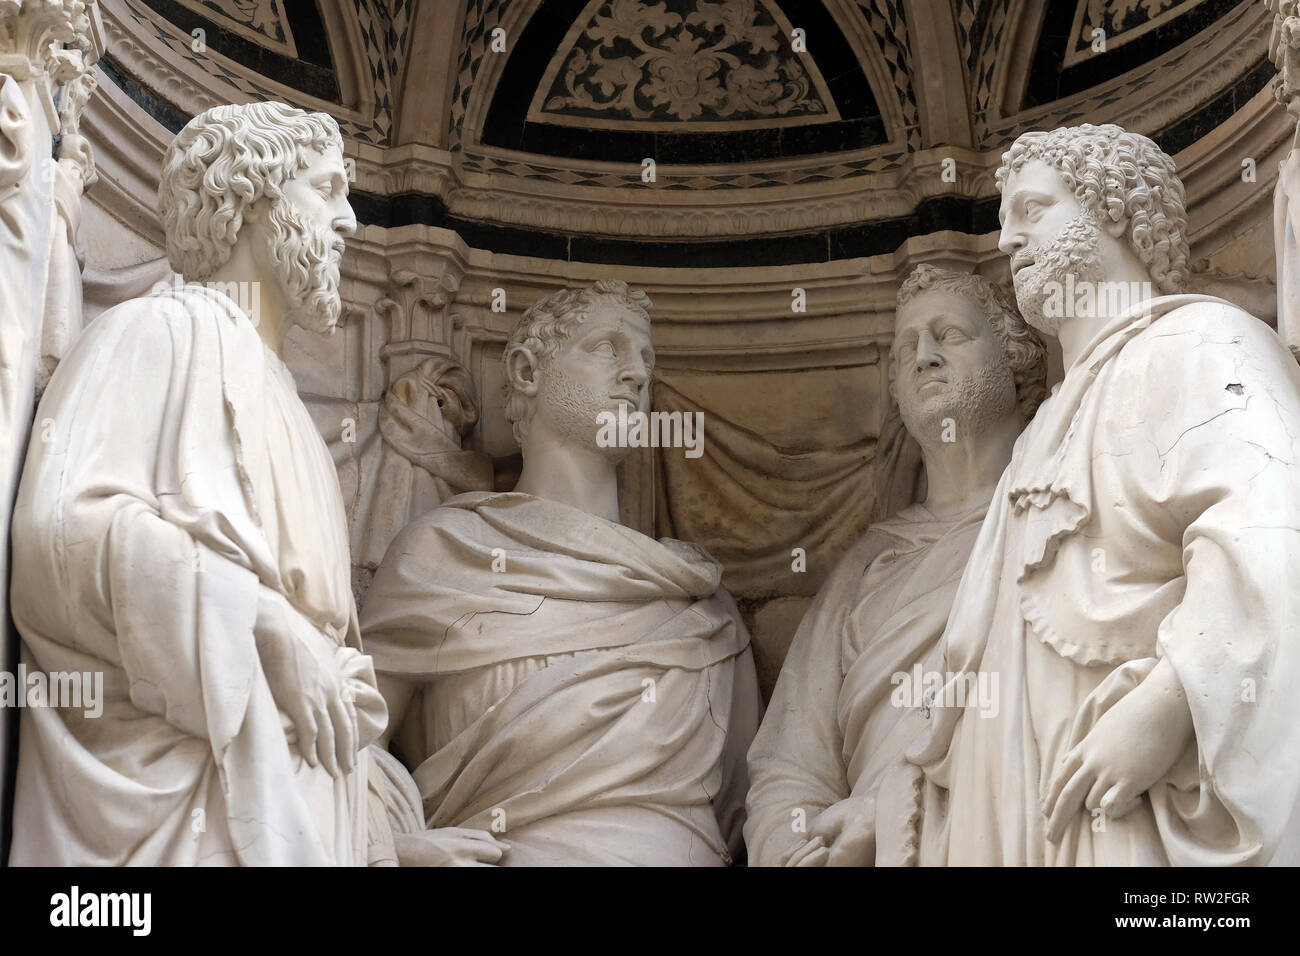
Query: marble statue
361 278 764 866
7 101 388 866
745 264 1047 866
908 123 1300 866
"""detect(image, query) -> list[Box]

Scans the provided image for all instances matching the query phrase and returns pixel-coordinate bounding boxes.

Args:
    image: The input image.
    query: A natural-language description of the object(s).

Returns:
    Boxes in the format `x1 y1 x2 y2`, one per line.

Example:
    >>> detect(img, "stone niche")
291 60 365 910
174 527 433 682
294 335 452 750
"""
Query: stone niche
41 0 1300 707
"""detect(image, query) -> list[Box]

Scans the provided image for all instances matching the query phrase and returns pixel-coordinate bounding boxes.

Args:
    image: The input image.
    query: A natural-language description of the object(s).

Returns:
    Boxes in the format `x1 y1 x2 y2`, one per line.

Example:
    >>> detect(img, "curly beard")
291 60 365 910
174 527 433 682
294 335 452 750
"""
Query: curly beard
1012 214 1106 337
533 361 630 461
897 359 1017 447
265 199 345 335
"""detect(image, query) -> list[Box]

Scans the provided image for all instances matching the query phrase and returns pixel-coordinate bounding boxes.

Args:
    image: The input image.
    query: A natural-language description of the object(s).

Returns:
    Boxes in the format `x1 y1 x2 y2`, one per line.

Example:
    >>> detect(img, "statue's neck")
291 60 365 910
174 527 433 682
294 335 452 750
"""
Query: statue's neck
918 413 1020 519
512 428 622 524
199 231 290 357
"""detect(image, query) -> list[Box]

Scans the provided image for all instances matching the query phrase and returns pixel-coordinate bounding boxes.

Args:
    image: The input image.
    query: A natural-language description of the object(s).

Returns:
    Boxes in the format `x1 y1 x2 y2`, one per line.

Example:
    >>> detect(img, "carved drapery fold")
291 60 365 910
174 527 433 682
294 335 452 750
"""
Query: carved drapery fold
0 0 103 859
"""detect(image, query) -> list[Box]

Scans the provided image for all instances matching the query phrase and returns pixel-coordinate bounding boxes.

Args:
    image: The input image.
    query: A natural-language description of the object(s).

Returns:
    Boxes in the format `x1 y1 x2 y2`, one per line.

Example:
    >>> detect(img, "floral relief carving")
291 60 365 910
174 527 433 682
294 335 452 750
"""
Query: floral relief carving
541 0 828 124
185 0 287 42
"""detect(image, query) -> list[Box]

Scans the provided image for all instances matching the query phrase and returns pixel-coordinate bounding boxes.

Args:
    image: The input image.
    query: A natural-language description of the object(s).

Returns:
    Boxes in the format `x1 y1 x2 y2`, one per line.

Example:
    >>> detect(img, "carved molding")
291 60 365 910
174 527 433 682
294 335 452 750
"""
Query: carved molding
100 0 385 141
981 0 1269 147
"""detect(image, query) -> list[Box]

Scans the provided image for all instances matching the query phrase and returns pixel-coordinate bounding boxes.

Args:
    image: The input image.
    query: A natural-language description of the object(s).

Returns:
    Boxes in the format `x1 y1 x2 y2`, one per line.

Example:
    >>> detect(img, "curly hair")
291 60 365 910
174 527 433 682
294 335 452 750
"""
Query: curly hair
158 102 341 279
896 263 1049 422
996 123 1189 294
503 279 654 445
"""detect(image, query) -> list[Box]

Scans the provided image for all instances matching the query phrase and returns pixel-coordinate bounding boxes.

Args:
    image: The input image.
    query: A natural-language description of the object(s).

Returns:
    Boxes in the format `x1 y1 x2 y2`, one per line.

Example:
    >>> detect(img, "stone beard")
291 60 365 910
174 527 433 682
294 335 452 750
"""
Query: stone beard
896 353 1017 442
267 198 345 334
1012 213 1106 336
532 358 628 458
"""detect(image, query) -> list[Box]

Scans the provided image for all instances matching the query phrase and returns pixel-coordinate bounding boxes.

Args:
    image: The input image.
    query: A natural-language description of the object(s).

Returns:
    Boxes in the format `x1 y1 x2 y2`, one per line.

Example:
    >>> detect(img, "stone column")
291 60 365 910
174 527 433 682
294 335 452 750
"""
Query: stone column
0 0 102 857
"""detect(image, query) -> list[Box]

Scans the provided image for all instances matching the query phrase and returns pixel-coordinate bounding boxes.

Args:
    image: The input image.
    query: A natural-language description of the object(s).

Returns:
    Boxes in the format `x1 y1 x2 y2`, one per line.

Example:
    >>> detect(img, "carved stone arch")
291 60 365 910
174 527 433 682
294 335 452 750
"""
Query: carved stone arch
902 0 974 148
393 0 468 147
319 0 375 113
824 0 910 147
456 0 542 149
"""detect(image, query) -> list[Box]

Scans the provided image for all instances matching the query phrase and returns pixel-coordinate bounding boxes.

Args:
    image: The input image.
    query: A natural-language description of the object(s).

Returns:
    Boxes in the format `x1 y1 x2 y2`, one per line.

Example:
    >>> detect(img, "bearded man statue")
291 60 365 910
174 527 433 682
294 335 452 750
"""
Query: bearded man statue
7 102 387 866
745 265 1046 866
909 123 1300 866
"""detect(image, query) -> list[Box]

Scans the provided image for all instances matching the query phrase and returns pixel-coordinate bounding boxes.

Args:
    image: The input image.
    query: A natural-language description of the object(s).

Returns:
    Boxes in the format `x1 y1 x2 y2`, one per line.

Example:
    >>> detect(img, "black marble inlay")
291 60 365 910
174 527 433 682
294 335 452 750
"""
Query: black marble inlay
100 54 190 133
1153 57 1275 156
483 0 887 163
141 0 340 103
349 190 1003 267
1023 0 1245 110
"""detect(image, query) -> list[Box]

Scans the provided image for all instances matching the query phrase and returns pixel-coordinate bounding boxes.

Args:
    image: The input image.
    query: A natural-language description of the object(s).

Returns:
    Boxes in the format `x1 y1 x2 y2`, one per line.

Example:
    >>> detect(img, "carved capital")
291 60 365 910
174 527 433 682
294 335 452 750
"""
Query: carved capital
375 256 466 383
0 0 102 78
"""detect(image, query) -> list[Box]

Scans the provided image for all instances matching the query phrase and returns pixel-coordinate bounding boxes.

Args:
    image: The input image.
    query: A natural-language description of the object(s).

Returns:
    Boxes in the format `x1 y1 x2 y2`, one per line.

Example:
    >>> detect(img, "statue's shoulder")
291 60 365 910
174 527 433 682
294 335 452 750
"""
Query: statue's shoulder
822 518 912 587
85 288 241 351
1129 298 1279 360
378 492 495 564
1117 298 1294 386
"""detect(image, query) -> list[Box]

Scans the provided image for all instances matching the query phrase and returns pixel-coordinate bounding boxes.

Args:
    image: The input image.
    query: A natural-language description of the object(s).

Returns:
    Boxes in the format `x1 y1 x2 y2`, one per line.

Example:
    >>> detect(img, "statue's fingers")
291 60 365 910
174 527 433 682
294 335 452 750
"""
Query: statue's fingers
465 840 505 863
827 824 876 867
314 699 339 778
1043 746 1084 819
1084 774 1111 812
1046 764 1093 844
327 690 355 775
783 837 823 867
295 708 319 769
1101 785 1141 821
794 845 831 867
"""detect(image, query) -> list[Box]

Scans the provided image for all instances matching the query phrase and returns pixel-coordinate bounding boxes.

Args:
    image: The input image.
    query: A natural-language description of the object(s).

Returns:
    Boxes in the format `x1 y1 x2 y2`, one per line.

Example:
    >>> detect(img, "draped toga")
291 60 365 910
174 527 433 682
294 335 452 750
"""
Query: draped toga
361 491 762 866
744 503 988 866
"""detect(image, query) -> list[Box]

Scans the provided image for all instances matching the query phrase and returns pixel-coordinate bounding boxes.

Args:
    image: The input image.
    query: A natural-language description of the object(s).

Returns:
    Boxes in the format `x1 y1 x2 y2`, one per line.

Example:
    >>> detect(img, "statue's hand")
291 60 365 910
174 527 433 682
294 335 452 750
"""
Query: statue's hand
1044 659 1194 843
803 793 878 867
254 591 356 778
396 828 509 867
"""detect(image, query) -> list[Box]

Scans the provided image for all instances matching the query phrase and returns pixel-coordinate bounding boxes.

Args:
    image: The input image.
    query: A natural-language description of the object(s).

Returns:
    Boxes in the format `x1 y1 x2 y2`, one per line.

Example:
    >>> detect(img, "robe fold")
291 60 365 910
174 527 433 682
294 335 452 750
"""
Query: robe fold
744 503 988 866
909 294 1300 866
361 491 763 866
8 285 384 866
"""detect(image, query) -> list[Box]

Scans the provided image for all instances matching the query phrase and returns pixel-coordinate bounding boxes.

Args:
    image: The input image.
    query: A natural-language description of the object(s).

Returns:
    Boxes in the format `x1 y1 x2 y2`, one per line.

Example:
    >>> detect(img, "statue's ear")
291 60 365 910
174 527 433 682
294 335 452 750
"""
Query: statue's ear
505 346 541 398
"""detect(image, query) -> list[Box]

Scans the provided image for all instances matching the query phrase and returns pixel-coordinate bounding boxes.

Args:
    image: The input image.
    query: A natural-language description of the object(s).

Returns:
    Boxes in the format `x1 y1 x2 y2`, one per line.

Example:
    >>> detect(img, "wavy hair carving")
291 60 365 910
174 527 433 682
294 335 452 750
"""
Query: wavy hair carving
996 123 1189 295
158 102 340 279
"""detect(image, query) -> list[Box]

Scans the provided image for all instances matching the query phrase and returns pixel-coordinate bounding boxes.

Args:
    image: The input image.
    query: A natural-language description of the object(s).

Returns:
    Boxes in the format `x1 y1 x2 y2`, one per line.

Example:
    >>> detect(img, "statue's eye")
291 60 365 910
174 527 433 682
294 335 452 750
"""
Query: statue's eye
941 327 966 342
593 340 616 355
